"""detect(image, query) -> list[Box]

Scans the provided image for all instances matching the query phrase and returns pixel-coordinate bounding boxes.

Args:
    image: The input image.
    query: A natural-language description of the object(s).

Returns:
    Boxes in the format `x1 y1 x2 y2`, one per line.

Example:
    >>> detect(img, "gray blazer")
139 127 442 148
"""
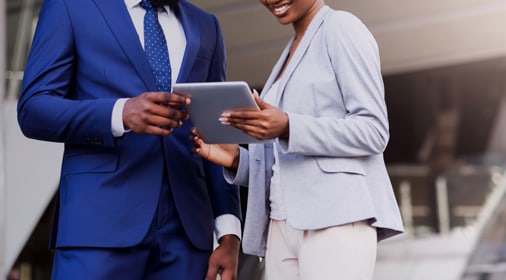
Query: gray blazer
225 6 404 257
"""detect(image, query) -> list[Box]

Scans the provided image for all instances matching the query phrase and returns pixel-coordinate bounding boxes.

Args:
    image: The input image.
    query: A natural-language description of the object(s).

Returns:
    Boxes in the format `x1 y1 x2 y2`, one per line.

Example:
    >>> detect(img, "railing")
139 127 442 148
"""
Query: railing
374 162 506 280
389 163 504 238
460 168 506 279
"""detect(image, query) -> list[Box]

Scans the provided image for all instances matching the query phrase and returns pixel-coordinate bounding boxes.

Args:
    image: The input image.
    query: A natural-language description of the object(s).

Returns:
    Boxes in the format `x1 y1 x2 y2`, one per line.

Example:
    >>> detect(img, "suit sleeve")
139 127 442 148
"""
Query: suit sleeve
205 15 227 83
17 0 116 147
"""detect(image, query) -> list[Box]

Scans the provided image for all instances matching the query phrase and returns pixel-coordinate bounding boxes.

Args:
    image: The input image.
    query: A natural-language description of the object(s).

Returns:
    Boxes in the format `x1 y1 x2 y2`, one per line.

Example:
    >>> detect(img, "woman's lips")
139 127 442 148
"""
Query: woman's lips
272 4 290 17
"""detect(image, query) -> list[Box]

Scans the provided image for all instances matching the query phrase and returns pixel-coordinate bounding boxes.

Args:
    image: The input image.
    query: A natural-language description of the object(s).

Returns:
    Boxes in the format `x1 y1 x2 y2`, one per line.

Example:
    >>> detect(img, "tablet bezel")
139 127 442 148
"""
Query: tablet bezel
173 81 271 144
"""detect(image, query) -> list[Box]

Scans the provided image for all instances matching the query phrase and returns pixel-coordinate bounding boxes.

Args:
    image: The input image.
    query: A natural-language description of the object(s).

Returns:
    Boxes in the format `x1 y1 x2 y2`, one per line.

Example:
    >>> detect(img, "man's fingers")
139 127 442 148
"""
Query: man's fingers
145 113 183 128
219 269 237 280
205 264 220 280
162 92 190 105
149 106 188 124
127 114 182 136
142 91 190 107
142 125 172 136
123 92 188 136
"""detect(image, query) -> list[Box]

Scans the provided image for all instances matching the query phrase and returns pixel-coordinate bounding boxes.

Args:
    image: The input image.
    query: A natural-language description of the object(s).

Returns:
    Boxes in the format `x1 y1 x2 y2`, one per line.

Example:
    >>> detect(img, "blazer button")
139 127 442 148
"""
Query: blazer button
86 137 103 145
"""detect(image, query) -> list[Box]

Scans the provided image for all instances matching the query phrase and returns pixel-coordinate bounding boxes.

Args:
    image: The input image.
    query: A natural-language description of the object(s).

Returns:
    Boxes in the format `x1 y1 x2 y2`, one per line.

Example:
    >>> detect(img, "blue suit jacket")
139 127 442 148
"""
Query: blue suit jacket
18 0 240 251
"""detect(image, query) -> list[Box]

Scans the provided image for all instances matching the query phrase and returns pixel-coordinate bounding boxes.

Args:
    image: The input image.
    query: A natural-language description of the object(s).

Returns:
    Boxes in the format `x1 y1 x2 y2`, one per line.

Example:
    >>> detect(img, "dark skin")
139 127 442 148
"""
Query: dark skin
191 0 324 278
192 90 289 170
192 0 325 167
124 1 186 134
123 91 189 135
190 91 285 278
126 2 239 278
207 0 325 143
207 235 240 280
218 90 289 140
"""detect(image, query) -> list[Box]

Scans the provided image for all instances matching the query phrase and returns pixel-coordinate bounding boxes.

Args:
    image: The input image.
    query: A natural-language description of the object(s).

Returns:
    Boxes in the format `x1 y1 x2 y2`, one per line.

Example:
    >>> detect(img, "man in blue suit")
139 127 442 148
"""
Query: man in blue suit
17 0 241 279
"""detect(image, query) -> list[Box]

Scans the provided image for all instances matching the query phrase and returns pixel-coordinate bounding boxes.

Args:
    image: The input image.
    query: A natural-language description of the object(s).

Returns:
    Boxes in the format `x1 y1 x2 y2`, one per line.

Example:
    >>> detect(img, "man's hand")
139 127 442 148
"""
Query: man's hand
123 92 190 136
206 235 240 280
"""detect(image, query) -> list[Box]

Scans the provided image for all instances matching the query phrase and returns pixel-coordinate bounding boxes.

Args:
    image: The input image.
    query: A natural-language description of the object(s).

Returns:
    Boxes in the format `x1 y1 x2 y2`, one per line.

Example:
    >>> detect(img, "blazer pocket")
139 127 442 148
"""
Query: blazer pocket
315 157 365 175
62 150 118 175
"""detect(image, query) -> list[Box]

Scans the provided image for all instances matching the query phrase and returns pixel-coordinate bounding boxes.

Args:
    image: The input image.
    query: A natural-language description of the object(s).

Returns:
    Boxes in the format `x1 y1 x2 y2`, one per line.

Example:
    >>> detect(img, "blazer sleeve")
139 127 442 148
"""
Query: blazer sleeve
17 0 116 147
279 11 389 157
223 146 250 187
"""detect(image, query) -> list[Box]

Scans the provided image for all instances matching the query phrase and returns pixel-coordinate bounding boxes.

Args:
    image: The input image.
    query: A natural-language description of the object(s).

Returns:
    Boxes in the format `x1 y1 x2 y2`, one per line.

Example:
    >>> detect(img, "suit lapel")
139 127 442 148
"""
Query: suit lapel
93 0 156 90
176 3 200 83
274 6 330 106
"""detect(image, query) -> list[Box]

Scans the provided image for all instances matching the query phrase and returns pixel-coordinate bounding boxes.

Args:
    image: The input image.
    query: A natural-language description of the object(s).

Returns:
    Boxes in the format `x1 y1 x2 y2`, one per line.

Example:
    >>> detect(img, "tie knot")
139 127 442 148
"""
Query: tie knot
140 0 154 11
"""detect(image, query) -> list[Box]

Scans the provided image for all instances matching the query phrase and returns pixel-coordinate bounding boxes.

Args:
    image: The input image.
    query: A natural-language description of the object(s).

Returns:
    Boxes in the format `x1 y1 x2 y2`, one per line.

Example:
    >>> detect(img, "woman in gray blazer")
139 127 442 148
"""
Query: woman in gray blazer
193 0 404 279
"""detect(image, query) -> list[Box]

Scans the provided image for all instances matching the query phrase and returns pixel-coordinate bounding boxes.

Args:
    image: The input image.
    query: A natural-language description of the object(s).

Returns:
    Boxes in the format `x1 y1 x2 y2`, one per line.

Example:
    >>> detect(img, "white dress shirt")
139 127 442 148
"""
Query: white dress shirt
261 80 287 221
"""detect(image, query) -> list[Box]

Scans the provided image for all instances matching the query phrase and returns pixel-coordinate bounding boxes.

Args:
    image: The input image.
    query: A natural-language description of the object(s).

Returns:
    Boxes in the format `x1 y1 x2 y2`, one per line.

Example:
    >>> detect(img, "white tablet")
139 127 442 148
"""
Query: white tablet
173 81 272 144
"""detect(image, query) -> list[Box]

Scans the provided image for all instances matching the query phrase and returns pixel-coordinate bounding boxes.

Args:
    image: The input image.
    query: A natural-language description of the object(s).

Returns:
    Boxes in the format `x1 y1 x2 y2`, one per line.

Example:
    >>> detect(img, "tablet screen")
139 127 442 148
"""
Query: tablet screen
173 81 271 144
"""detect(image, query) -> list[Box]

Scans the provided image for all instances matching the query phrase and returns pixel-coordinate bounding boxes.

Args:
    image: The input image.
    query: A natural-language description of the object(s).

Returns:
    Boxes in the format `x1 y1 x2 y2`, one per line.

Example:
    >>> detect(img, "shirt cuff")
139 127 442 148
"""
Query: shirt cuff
111 98 131 137
215 214 242 242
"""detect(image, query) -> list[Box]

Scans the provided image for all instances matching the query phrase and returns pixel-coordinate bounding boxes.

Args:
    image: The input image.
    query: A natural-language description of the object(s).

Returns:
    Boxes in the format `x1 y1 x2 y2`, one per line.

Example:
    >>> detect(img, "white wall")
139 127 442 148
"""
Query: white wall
0 0 7 276
2 101 62 277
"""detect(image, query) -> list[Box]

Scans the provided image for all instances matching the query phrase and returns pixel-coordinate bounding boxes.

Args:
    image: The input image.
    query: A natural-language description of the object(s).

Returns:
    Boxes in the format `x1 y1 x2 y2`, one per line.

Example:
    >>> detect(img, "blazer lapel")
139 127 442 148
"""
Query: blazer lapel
260 37 293 98
93 0 156 90
275 6 331 106
176 3 200 83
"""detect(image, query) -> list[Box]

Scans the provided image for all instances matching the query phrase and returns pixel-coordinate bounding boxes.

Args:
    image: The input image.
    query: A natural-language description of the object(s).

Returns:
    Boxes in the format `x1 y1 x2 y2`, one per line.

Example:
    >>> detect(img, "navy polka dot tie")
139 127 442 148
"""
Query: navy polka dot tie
141 0 172 92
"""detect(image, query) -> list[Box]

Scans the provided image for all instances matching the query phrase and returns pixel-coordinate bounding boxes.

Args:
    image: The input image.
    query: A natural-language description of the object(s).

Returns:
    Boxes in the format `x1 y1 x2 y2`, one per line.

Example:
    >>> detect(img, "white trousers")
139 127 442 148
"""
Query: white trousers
265 220 377 280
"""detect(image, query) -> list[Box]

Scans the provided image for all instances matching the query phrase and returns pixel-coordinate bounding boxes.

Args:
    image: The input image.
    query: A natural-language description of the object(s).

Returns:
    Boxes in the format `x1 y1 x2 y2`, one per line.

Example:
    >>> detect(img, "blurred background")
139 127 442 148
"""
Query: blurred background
3 0 506 279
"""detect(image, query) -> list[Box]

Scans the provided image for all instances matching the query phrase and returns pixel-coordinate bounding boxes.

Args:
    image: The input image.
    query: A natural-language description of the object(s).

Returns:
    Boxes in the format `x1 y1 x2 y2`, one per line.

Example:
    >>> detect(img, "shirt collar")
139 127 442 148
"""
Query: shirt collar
125 0 139 9
124 0 168 12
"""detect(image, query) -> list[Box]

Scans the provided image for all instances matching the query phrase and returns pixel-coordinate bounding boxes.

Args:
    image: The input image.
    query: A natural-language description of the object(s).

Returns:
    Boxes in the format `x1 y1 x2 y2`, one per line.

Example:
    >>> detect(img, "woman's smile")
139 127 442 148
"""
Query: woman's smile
271 3 291 17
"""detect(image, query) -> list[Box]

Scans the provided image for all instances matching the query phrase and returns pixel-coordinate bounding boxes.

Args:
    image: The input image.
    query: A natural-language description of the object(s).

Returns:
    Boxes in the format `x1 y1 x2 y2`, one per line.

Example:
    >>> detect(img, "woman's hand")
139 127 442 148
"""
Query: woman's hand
219 90 289 140
192 128 240 169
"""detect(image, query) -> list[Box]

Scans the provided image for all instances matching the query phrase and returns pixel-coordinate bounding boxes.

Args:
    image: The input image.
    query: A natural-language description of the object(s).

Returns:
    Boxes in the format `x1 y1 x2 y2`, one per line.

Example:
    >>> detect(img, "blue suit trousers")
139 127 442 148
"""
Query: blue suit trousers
51 178 211 280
